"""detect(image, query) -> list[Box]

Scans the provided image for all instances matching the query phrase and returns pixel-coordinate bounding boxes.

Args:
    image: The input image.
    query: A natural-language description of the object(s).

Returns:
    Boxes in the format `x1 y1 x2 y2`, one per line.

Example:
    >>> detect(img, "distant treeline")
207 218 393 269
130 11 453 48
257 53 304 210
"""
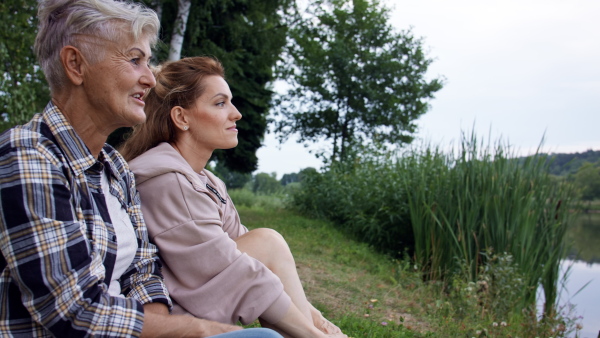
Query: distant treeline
521 149 600 176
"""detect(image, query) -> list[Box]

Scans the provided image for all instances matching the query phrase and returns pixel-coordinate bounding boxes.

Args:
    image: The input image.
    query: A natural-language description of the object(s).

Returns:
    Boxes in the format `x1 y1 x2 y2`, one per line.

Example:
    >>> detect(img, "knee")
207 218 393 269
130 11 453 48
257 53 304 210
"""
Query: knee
248 228 287 247
247 228 292 260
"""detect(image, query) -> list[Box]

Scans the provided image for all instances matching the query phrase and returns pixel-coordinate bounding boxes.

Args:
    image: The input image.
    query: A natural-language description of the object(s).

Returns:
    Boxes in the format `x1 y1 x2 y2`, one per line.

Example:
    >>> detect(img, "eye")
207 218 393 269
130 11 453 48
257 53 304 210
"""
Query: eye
216 101 225 107
130 58 140 65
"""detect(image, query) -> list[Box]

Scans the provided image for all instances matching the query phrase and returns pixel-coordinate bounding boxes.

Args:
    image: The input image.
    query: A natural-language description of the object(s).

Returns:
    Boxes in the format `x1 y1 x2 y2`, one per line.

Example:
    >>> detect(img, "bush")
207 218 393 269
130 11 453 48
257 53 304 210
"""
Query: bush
252 172 282 195
289 158 414 257
289 132 577 319
229 188 286 210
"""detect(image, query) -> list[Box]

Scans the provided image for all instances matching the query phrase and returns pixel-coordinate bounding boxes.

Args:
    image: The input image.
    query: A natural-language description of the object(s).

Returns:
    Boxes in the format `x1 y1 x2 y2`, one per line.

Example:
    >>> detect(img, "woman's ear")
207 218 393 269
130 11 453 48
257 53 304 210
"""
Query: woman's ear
60 46 85 86
170 106 190 131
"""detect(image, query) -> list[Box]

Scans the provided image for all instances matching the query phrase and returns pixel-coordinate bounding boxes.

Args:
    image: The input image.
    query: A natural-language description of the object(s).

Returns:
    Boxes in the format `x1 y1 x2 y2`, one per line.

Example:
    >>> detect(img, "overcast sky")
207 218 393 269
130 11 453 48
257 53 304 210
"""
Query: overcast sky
256 0 600 177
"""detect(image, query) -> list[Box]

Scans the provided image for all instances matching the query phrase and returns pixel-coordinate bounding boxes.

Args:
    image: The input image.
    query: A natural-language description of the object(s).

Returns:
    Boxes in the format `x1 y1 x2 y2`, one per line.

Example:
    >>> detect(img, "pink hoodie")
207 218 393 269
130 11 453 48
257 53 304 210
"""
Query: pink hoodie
128 142 291 325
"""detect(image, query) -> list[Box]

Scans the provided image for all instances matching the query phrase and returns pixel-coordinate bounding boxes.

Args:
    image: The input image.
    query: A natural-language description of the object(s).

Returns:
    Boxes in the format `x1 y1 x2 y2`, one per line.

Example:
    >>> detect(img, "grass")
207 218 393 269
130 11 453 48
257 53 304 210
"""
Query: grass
237 204 582 337
238 206 429 337
284 133 577 326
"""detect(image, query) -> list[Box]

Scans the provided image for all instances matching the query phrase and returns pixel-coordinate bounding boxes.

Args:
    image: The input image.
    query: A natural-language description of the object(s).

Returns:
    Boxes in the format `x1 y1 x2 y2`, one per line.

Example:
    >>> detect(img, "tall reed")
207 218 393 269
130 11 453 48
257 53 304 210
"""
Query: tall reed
401 133 576 316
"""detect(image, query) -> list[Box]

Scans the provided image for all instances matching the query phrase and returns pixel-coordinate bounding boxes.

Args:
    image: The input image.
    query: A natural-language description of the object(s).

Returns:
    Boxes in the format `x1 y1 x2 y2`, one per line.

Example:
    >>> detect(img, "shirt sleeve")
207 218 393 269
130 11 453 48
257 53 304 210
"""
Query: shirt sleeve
0 144 145 337
120 167 172 309
137 172 291 325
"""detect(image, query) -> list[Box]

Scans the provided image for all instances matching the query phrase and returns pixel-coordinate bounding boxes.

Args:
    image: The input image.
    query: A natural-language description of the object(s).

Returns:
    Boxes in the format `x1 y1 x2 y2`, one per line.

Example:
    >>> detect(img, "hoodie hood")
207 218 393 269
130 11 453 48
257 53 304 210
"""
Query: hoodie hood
128 142 206 192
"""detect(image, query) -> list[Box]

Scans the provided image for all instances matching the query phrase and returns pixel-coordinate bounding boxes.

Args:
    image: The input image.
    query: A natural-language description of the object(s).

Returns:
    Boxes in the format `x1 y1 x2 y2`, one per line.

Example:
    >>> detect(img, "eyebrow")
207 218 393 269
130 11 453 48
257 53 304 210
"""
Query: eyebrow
211 93 231 100
129 47 151 59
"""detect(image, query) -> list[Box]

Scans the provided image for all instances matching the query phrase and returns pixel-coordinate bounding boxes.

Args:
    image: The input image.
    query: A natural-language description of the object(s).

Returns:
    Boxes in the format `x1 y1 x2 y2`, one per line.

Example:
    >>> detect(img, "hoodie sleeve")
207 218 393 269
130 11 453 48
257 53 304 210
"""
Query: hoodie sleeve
135 171 291 325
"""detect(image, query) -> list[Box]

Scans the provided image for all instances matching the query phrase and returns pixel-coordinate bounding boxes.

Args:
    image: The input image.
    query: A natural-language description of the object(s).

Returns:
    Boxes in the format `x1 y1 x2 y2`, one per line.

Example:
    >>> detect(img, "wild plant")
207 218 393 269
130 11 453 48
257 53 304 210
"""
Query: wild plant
289 157 414 255
402 133 577 318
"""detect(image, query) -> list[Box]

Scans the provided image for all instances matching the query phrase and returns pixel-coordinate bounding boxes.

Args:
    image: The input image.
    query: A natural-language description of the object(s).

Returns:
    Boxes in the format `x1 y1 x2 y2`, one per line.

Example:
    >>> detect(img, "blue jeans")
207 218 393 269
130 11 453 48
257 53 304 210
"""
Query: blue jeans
210 328 283 338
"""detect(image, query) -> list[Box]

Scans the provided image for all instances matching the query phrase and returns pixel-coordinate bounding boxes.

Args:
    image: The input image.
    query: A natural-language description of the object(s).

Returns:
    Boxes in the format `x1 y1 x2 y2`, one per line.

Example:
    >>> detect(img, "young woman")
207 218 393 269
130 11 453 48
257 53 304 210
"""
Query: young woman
120 57 346 338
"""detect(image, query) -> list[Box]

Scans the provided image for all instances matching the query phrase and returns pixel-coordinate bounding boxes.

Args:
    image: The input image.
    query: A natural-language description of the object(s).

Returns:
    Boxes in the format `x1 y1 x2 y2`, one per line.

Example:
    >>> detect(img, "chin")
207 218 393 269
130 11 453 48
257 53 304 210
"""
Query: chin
127 112 147 126
223 142 238 150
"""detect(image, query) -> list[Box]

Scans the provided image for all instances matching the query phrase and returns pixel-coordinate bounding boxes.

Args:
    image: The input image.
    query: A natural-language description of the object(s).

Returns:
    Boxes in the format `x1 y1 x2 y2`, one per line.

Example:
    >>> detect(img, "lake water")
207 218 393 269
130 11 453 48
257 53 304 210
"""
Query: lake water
558 213 600 337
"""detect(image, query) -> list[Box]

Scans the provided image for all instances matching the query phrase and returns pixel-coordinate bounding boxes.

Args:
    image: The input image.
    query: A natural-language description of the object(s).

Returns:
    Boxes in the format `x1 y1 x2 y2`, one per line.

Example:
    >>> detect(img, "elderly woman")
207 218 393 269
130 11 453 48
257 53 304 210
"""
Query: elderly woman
119 57 347 338
0 1 282 337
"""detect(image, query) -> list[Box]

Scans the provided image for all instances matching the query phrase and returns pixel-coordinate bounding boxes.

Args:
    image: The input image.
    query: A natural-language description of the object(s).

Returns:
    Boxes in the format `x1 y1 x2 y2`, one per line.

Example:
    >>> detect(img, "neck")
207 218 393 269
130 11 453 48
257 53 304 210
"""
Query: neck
170 137 212 173
52 94 111 158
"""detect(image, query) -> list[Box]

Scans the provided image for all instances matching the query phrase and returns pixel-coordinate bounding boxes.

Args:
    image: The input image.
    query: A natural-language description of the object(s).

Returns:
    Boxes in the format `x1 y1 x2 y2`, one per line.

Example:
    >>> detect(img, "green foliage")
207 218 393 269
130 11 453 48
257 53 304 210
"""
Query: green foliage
0 0 50 132
540 149 600 176
289 131 577 320
428 251 579 337
573 161 600 201
252 172 282 195
281 167 317 186
274 0 443 163
211 160 252 189
228 188 285 210
566 213 600 264
280 172 299 186
288 158 414 256
238 205 581 337
150 0 293 173
333 316 420 337
402 133 577 318
445 251 526 320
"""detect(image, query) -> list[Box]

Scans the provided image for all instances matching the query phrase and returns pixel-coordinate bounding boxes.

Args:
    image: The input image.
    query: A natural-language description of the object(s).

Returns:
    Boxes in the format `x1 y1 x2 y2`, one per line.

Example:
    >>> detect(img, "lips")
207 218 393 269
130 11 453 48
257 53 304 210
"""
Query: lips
131 92 146 104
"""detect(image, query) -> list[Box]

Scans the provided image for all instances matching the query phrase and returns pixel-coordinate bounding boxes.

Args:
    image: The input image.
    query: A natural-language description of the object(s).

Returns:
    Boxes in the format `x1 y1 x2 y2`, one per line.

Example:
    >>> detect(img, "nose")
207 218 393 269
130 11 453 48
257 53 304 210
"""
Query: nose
231 105 242 121
140 64 156 88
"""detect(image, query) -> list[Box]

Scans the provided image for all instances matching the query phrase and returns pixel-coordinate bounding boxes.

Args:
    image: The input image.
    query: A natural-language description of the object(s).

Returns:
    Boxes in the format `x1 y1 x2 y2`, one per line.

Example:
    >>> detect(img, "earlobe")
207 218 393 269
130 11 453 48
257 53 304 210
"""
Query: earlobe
170 106 190 131
60 46 85 86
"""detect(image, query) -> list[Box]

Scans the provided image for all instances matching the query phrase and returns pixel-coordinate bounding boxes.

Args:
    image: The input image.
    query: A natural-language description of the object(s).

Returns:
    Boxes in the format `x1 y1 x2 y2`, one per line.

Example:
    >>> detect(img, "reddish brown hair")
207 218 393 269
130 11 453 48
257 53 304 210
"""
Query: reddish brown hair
119 56 225 161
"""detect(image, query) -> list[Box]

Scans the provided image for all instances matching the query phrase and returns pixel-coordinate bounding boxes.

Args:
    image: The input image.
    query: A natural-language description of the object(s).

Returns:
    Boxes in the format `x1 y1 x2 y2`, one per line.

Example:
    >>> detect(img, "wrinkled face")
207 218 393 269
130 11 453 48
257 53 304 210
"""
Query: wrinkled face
186 75 242 154
81 34 155 131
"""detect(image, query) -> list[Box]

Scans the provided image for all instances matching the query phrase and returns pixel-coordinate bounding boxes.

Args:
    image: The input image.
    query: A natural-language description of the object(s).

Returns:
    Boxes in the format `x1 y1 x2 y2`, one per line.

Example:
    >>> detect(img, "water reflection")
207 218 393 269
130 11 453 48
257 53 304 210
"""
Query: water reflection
566 213 600 263
562 213 600 337
560 260 599 338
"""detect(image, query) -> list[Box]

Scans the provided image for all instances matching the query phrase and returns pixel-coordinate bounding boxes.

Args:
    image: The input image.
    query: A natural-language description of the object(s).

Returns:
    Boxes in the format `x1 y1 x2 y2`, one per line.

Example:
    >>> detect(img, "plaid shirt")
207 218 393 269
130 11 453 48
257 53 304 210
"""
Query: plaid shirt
0 103 171 337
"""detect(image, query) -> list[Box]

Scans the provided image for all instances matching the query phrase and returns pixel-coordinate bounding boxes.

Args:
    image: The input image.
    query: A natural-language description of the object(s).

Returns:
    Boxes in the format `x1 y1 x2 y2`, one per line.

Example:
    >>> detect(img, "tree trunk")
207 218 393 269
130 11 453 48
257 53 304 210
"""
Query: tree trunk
168 0 191 61
340 120 348 162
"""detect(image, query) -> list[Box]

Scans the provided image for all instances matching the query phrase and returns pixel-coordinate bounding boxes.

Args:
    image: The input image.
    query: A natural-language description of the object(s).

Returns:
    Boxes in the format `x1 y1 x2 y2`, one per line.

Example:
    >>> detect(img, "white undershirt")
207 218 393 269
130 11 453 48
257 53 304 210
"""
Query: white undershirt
101 172 137 297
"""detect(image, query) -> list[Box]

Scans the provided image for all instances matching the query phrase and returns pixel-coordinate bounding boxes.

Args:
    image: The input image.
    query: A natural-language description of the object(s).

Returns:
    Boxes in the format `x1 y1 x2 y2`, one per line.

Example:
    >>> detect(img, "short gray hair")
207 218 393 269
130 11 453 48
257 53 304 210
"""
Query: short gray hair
35 0 160 93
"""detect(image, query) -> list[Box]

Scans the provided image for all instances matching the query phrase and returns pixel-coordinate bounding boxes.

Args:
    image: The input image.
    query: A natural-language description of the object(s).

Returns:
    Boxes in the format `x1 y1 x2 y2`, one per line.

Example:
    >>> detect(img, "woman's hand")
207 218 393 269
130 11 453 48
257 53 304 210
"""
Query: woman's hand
141 303 242 337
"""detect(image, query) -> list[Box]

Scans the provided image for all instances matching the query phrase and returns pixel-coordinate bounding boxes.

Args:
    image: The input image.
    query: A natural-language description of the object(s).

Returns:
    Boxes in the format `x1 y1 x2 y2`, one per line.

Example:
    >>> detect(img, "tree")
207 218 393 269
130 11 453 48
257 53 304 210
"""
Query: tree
252 172 281 194
0 0 50 132
280 172 299 186
574 161 600 201
167 0 192 61
1 0 289 175
148 0 293 173
273 0 443 163
211 160 252 189
280 166 318 186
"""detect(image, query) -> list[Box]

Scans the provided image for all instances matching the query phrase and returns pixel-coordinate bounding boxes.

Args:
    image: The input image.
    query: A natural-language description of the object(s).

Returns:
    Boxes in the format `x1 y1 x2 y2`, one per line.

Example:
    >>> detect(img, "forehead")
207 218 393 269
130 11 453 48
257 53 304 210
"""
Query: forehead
200 76 230 95
111 34 152 56
76 32 152 59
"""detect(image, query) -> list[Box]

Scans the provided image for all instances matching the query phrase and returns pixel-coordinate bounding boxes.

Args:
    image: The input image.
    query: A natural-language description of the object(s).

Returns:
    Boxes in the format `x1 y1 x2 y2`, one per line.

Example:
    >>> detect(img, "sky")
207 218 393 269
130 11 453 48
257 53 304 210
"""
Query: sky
255 0 600 178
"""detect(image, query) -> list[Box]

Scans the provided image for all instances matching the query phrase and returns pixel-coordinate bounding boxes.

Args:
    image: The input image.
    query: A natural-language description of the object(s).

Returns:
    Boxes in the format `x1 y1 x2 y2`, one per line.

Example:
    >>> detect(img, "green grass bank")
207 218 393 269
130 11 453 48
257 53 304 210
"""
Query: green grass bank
237 206 582 337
